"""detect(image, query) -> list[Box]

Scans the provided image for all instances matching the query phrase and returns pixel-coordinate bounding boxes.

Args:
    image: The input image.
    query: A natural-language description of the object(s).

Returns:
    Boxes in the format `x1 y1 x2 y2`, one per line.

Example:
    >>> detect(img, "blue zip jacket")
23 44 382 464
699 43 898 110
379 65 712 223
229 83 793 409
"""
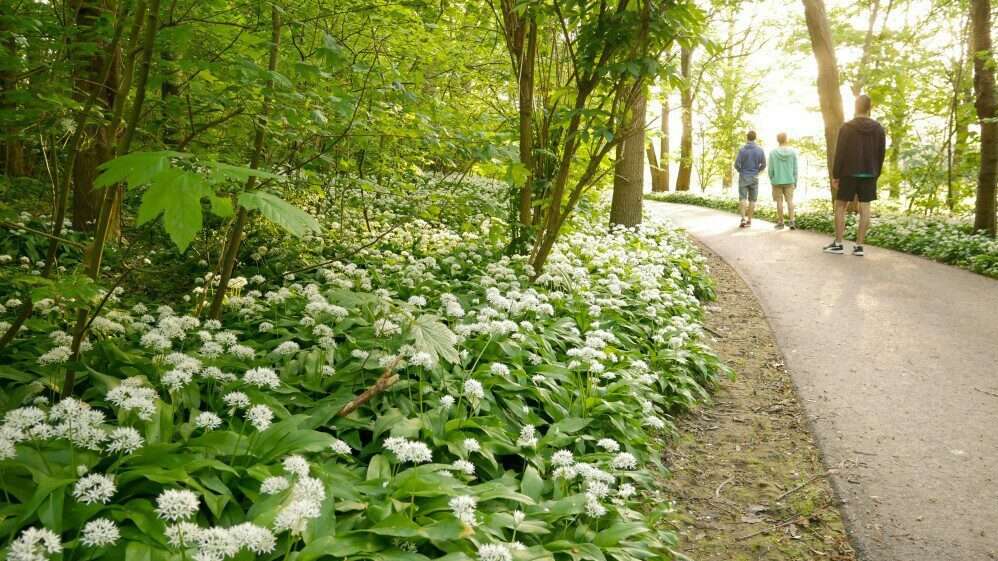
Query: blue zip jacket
734 141 766 178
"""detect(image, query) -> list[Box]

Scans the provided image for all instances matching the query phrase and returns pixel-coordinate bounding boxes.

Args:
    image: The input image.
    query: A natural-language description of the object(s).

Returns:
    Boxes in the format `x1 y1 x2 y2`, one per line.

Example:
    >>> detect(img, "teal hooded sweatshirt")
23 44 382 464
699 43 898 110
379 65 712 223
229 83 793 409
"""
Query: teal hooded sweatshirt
768 146 798 185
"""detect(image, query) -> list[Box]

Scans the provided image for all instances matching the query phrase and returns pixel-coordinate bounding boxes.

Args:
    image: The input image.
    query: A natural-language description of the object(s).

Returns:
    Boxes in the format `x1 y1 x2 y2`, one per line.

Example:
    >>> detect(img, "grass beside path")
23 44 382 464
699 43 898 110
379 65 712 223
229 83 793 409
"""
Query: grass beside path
647 192 998 279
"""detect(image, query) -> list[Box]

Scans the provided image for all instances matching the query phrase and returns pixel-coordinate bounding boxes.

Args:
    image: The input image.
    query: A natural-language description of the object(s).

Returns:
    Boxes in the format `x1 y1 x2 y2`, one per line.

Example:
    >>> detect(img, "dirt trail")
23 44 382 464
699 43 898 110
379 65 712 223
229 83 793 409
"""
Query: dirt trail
663 242 856 561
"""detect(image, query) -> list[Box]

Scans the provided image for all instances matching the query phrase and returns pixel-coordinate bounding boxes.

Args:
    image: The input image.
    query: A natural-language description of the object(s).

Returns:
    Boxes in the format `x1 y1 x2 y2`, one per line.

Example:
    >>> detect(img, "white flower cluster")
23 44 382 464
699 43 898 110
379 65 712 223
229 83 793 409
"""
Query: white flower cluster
384 436 432 464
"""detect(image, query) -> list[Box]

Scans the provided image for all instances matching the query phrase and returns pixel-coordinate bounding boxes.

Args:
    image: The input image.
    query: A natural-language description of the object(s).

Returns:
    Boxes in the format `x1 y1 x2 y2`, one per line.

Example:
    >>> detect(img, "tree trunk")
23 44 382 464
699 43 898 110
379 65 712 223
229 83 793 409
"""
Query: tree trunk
852 0 881 96
661 98 670 189
1 32 28 178
209 5 282 320
647 142 665 192
802 0 845 201
611 87 646 227
676 46 693 191
517 21 537 228
71 0 120 232
972 0 998 235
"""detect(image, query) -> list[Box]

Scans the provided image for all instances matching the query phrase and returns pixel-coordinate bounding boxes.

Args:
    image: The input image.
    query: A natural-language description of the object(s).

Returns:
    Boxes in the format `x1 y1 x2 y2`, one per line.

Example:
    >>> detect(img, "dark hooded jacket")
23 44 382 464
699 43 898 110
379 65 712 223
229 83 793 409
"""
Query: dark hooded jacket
832 116 886 179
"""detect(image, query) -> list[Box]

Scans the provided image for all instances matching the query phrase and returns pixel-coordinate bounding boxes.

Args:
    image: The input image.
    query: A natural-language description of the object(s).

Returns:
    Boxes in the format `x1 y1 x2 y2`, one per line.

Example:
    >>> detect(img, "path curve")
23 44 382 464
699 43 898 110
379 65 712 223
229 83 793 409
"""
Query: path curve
648 202 998 561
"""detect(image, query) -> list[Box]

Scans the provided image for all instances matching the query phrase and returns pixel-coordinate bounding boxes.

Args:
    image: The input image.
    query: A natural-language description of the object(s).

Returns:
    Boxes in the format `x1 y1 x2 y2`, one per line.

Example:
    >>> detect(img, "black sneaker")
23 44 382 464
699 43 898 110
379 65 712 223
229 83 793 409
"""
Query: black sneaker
852 245 865 257
823 241 844 254
788 221 797 230
775 223 785 230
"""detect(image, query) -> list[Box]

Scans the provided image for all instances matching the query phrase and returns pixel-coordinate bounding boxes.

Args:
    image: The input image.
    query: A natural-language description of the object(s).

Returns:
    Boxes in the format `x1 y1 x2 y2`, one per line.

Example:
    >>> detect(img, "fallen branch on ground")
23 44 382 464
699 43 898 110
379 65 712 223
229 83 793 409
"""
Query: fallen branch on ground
337 356 403 417
775 469 837 502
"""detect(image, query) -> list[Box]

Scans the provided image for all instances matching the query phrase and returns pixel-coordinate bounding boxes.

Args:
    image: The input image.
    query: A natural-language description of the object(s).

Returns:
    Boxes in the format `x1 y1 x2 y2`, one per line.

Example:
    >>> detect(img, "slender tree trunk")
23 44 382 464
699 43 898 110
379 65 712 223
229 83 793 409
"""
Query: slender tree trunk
71 0 120 232
611 87 646 227
209 5 282 320
661 98 670 189
802 0 845 201
676 46 693 191
517 21 537 229
646 142 664 192
1 32 28 177
852 0 881 96
972 0 998 235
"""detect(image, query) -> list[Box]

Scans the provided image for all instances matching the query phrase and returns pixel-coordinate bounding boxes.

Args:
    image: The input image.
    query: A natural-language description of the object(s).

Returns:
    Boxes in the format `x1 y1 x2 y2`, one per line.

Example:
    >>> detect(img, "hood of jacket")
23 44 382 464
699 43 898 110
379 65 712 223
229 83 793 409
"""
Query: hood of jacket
847 116 881 135
771 147 795 161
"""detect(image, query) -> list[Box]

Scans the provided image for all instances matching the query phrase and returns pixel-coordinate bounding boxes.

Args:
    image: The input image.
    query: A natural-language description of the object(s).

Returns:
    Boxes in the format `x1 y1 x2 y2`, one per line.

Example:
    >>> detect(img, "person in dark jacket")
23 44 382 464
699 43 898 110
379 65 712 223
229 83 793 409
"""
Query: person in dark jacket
734 130 766 228
823 94 887 256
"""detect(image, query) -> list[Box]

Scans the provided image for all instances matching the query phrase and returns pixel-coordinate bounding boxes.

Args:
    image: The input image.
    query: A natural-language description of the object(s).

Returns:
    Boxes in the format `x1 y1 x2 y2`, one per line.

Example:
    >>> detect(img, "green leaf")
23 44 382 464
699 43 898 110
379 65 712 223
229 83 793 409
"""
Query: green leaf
594 522 649 547
94 151 187 189
409 315 459 364
238 191 321 237
520 466 544 502
136 168 209 251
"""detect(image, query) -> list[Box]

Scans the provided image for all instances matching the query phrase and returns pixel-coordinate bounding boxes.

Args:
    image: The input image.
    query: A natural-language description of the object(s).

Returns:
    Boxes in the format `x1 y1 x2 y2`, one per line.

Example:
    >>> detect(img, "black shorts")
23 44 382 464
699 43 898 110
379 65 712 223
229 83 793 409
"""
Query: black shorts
836 176 878 203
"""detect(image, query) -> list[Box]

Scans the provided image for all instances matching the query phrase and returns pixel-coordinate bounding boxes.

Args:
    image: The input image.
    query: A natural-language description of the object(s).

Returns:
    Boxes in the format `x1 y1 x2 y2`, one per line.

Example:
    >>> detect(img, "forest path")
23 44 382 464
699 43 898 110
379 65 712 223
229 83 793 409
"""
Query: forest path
648 202 998 561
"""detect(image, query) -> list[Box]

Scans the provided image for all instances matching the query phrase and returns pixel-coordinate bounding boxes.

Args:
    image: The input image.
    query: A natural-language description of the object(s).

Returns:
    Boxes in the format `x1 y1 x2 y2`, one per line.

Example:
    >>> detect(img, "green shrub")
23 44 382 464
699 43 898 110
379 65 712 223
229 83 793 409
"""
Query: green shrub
648 192 998 279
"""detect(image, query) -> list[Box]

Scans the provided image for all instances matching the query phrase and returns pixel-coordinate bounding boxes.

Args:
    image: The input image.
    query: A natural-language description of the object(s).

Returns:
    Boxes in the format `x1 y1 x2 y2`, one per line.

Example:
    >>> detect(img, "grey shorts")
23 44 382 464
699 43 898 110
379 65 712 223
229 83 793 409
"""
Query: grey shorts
738 178 759 202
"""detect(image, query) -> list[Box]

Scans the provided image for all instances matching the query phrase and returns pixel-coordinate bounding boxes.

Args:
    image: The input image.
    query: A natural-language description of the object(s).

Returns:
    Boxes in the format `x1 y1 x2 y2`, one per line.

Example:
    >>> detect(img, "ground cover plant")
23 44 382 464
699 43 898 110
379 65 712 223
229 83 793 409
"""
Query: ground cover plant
0 195 726 561
647 192 998 278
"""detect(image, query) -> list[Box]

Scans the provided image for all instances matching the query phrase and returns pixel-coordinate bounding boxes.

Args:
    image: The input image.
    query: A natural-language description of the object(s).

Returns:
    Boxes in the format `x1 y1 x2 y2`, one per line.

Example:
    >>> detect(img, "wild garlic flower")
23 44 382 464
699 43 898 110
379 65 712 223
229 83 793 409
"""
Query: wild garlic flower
453 460 475 475
291 476 326 504
611 452 637 470
517 425 537 448
617 483 636 499
194 412 222 431
463 379 484 401
489 363 510 376
73 473 116 504
261 476 290 495
106 427 144 454
49 398 106 450
440 395 455 410
463 438 481 453
283 455 310 477
512 510 526 527
449 495 477 526
246 405 274 432
38 346 72 365
477 543 512 561
223 392 250 410
193 527 239 560
81 518 120 547
551 450 574 467
383 437 432 464
329 438 351 454
155 489 200 521
165 522 203 548
8 527 62 561
228 523 276 554
243 367 280 389
272 500 320 535
106 378 158 420
597 438 620 453
259 322 274 333
273 341 300 356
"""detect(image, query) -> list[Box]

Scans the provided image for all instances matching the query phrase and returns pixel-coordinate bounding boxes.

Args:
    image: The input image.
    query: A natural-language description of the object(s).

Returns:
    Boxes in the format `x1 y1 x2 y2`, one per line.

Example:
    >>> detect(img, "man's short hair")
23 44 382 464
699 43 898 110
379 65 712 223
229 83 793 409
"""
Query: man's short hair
777 132 787 144
747 130 757 141
856 94 872 115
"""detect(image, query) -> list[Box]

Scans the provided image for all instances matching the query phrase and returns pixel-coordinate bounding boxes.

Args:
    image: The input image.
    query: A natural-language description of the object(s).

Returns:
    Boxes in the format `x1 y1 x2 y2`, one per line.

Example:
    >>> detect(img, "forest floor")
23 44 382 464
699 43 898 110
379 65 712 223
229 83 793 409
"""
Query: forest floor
661 243 856 561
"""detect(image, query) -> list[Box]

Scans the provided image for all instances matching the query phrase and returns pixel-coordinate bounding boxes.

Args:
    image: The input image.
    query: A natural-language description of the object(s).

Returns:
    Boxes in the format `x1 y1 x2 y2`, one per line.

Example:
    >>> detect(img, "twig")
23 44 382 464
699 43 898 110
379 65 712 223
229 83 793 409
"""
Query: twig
736 515 802 541
775 469 836 502
0 222 87 250
715 477 734 498
336 356 404 417
974 387 998 399
703 325 725 339
282 221 408 277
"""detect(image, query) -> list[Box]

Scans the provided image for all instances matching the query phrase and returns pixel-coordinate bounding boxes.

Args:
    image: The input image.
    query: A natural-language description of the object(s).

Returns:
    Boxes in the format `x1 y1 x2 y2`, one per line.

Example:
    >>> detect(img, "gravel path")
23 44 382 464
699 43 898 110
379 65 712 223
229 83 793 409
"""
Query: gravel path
649 201 998 561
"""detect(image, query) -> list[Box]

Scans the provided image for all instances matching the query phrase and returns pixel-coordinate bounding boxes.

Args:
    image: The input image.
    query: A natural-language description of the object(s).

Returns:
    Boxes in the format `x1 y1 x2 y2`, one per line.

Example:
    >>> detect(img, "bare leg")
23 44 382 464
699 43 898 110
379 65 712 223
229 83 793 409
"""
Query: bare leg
834 200 847 243
857 202 871 244
747 201 756 222
739 199 747 220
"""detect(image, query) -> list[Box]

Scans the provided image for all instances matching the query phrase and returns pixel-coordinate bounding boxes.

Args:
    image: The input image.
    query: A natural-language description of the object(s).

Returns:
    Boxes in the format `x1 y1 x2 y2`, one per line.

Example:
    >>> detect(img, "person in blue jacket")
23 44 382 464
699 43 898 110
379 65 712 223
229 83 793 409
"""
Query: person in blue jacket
734 130 766 228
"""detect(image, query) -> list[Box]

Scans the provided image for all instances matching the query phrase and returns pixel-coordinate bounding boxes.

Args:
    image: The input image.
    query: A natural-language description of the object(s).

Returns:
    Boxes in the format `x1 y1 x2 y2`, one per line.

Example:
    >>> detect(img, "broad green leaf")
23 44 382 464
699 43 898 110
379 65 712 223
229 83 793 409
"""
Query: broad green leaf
409 315 459 364
238 191 321 237
136 168 208 251
94 151 187 189
594 522 649 547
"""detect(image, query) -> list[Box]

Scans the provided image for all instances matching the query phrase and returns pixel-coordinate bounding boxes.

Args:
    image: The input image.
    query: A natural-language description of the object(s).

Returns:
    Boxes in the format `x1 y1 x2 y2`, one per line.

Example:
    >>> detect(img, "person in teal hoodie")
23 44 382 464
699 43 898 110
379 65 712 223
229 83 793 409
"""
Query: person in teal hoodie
768 132 798 230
